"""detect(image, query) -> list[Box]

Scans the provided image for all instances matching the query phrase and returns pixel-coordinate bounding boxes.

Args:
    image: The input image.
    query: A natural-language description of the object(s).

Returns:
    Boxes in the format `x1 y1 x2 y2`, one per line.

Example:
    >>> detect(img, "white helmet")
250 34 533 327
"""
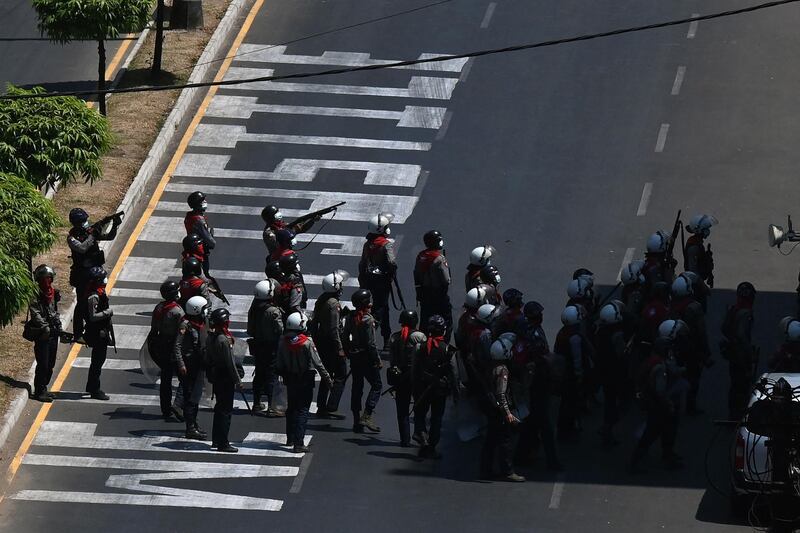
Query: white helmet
598 300 625 325
620 260 645 286
686 214 718 237
253 279 277 300
286 311 308 332
185 296 209 317
465 287 487 309
779 317 800 342
469 245 495 267
646 230 671 254
367 212 394 235
567 277 592 299
561 305 585 326
490 333 516 361
658 319 689 340
476 303 499 325
671 273 694 298
322 269 349 293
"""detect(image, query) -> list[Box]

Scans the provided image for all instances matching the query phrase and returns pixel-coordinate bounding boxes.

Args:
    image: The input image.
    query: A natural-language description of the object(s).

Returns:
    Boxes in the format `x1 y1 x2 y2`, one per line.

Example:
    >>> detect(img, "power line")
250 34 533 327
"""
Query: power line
2 0 798 101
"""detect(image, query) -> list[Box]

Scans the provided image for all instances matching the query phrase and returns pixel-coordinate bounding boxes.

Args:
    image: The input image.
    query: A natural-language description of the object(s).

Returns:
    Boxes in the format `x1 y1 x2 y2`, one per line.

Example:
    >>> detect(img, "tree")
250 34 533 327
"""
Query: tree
0 173 62 327
32 0 153 115
0 85 113 190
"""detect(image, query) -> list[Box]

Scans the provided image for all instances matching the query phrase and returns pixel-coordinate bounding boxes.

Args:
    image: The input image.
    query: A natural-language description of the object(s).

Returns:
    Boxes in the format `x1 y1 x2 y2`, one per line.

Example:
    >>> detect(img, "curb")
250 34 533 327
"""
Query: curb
0 0 251 453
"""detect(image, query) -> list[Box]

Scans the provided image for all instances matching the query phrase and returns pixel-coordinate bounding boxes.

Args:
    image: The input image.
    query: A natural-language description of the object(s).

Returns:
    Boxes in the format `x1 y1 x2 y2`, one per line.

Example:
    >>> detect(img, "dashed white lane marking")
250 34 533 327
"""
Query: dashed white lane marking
687 14 699 39
480 2 497 28
636 182 653 216
655 123 670 152
549 475 566 509
617 247 636 282
671 66 686 95
435 111 453 141
289 452 314 494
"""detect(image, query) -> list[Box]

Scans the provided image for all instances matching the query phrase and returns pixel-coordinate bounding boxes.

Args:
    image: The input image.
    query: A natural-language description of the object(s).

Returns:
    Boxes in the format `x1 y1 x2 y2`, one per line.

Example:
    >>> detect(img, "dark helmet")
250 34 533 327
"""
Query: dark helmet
572 268 594 280
427 315 447 336
479 264 500 284
182 256 202 277
33 264 55 282
423 230 443 250
279 252 299 274
88 266 107 283
182 233 203 252
160 280 180 301
352 288 372 309
265 260 282 280
209 308 231 327
399 309 419 328
261 205 280 224
187 191 206 210
276 229 295 248
502 288 524 308
737 281 756 301
523 300 544 318
68 207 89 227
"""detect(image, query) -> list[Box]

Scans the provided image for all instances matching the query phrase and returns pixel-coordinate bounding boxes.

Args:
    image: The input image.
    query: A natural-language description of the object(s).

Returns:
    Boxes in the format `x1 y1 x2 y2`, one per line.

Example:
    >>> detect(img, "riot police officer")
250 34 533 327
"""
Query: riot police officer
414 230 453 340
554 304 593 439
270 228 297 262
184 191 216 276
684 214 717 289
67 207 119 340
358 213 396 348
721 282 756 419
247 279 284 416
387 310 426 447
643 230 676 294
476 265 502 305
466 245 494 291
179 257 210 308
27 265 62 402
84 266 113 400
175 295 209 440
311 271 349 419
182 234 205 264
594 301 628 446
261 205 319 260
343 289 383 433
207 308 243 453
148 280 184 420
493 288 524 337
278 252 306 314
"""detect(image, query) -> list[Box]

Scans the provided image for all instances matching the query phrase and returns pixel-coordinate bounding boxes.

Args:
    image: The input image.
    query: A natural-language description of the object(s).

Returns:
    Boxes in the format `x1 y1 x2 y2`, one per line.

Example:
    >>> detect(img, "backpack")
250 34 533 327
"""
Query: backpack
22 309 44 342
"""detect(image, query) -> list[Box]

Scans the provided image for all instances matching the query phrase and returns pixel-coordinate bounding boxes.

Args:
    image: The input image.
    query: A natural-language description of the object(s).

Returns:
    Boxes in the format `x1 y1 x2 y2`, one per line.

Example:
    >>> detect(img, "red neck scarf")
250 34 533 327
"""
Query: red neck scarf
89 282 106 297
38 277 55 304
355 308 368 325
213 322 234 344
187 315 205 330
400 326 411 344
426 335 444 354
271 220 286 230
368 235 389 249
288 333 308 352
416 249 441 272
155 300 180 321
182 276 204 288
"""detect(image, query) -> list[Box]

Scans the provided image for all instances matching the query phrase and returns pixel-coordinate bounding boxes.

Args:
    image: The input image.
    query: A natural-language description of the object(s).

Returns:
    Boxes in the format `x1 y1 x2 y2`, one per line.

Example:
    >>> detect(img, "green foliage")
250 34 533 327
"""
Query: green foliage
0 250 37 328
0 85 113 189
32 0 153 42
0 173 62 261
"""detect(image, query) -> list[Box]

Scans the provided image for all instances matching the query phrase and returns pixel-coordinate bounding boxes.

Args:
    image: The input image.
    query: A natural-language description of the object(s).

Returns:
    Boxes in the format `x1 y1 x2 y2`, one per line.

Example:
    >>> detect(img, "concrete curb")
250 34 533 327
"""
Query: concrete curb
0 0 250 452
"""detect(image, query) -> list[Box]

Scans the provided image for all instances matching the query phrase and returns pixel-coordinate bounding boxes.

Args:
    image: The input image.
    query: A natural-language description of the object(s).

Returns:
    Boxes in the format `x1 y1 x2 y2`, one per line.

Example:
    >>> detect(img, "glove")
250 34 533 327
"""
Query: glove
505 412 520 425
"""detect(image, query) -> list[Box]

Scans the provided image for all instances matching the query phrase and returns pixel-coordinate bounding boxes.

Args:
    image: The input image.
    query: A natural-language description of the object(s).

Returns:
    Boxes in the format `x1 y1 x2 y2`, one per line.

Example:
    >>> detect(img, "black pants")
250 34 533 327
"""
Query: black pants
420 297 453 342
601 377 623 429
557 378 581 435
72 279 89 337
728 352 753 418
159 360 174 417
685 359 703 411
350 356 382 418
33 336 58 393
413 391 447 447
635 402 677 456
317 347 347 412
366 282 391 342
252 343 277 406
285 372 315 445
394 383 412 445
179 364 204 431
212 380 235 446
517 391 559 467
86 341 107 393
481 415 515 476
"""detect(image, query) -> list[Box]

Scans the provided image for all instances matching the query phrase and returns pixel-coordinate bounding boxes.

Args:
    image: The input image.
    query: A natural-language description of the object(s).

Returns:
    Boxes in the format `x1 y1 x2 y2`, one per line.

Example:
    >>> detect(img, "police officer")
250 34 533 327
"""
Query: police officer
270 229 297 262
67 207 119 340
643 230 676 294
27 265 62 402
179 257 210 308
83 266 113 400
207 308 243 453
184 192 216 276
554 304 593 439
343 289 383 433
493 288 524 337
414 230 453 341
413 315 458 459
278 252 306 314
684 214 717 289
387 310 426 447
247 279 284 416
477 265 502 305
566 277 596 317
455 287 487 359
175 295 209 440
261 205 319 260
769 317 800 372
621 261 646 333
466 245 494 291
640 282 671 348
480 334 525 482
594 301 628 446
311 271 349 420
669 273 711 415
720 282 756 419
276 312 333 453
181 233 205 264
149 280 184 420
358 213 396 349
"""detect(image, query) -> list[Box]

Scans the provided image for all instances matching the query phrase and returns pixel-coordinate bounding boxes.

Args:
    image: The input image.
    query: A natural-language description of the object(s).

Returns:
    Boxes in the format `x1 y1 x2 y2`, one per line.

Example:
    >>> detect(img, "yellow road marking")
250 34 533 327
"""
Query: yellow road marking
3 0 265 496
86 33 136 110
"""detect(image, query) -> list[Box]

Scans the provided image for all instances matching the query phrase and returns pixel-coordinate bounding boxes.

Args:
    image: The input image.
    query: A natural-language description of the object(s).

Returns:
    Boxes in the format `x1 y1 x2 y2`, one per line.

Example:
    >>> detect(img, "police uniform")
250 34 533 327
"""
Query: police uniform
28 289 62 399
414 250 453 340
358 235 397 344
67 224 116 337
175 316 207 436
208 329 242 448
149 299 183 417
311 293 347 415
554 323 594 437
184 210 216 276
670 296 710 414
388 327 426 446
84 286 113 396
412 335 458 455
721 304 754 418
343 309 383 429
247 297 284 412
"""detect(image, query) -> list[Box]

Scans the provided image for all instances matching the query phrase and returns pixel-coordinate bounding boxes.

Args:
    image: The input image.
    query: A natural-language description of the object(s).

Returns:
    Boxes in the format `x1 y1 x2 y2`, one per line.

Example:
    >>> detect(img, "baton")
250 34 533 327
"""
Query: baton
238 386 252 415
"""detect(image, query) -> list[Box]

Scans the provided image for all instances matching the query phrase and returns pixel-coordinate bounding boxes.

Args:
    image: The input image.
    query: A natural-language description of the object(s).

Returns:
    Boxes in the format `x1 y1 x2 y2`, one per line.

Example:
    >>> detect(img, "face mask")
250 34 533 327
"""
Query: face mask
384 228 391 236
439 239 444 248
495 274 502 284
295 262 301 272
82 221 89 229
102 277 109 285
175 291 182 301
275 212 283 221
290 238 297 247
200 201 208 211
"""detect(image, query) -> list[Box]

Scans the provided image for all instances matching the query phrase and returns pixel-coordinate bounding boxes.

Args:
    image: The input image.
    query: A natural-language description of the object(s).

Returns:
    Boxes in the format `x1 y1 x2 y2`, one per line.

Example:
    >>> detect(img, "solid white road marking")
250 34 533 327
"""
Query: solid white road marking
636 183 653 216
435 111 453 141
687 14 699 39
480 2 497 28
223 68 459 100
233 44 468 73
459 58 474 82
671 66 686 95
289 452 313 494
655 123 669 152
190 124 431 151
617 247 636 282
549 475 566 509
206 95 447 129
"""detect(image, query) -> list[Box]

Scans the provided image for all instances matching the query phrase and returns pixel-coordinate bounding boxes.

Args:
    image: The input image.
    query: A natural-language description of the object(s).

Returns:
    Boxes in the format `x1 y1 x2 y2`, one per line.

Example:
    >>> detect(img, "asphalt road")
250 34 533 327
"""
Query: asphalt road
3 0 800 531
0 0 123 94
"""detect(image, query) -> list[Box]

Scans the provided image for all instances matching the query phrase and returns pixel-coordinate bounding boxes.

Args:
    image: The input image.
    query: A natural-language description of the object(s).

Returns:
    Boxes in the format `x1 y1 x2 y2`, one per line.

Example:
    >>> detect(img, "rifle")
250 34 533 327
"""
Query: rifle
92 211 125 232
206 275 230 306
290 202 345 230
706 243 714 288
108 320 118 354
391 273 407 310
238 386 253 414
666 209 682 268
